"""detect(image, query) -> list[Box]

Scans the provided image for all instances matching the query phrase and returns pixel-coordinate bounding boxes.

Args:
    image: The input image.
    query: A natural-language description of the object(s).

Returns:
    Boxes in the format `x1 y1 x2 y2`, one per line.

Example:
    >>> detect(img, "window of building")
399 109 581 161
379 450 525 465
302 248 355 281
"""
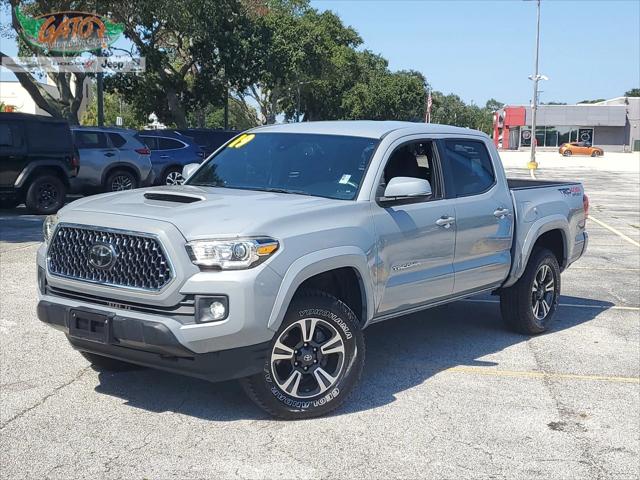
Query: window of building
521 126 595 148
443 139 495 197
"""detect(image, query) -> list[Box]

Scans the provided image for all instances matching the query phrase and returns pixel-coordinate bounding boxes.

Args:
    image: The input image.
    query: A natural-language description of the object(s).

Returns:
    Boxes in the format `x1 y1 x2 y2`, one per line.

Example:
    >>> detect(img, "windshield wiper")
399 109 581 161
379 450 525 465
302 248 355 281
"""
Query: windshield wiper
254 187 314 197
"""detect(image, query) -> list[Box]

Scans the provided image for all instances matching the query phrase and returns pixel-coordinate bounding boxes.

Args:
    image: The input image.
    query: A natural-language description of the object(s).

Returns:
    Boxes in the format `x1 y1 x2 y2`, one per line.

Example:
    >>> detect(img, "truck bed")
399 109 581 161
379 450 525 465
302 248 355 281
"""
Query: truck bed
503 177 587 288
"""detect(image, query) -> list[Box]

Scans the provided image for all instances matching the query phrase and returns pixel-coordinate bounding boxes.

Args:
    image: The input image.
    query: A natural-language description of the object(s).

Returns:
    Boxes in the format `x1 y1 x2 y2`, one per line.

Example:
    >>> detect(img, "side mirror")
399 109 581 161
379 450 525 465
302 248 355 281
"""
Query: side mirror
381 177 432 201
182 163 199 181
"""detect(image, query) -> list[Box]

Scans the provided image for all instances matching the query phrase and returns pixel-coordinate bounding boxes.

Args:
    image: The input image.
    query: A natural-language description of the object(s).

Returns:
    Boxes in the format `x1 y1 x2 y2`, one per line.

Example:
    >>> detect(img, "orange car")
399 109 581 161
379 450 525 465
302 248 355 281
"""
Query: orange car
559 142 604 157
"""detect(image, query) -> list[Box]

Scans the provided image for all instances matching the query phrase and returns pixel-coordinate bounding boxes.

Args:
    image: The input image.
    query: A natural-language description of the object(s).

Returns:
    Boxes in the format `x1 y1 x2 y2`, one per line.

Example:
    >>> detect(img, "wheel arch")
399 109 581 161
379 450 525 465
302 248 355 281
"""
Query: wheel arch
267 247 375 333
101 163 141 187
504 218 570 288
15 162 70 190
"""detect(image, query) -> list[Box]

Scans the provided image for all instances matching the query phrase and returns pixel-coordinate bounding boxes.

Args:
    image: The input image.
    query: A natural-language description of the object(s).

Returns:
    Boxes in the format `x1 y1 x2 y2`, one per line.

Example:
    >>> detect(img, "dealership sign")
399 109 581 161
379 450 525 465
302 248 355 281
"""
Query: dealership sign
15 7 124 54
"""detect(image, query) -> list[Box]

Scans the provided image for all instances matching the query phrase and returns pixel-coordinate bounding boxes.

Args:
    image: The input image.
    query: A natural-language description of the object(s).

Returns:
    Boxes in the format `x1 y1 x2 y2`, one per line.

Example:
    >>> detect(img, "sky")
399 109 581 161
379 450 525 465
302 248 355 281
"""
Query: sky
1 0 639 107
310 0 640 105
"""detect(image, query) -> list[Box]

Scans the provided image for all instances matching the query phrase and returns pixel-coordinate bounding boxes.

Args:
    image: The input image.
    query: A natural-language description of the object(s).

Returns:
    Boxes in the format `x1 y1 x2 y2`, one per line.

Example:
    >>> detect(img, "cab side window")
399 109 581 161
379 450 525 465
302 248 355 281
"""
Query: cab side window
443 139 495 197
0 123 18 148
383 140 441 199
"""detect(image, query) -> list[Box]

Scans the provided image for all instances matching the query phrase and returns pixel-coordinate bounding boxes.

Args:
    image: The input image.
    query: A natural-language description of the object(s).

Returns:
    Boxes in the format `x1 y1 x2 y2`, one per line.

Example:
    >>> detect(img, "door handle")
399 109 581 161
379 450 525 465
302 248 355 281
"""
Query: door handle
104 152 115 157
493 208 510 219
159 155 170 159
436 216 455 228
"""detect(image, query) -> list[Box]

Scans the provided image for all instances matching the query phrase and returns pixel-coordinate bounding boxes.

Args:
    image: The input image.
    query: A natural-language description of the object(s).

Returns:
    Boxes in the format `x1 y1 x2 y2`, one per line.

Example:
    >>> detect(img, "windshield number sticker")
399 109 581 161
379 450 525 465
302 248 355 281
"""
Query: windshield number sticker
228 133 255 149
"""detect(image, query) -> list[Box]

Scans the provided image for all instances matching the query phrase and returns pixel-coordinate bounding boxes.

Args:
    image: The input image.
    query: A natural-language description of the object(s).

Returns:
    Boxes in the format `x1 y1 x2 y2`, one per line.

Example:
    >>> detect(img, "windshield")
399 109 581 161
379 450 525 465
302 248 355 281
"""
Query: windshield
186 132 379 200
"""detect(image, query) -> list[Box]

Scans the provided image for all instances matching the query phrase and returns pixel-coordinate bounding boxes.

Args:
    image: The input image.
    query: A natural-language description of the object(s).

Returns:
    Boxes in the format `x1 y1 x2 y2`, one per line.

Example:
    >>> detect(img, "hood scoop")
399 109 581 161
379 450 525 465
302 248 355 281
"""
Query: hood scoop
143 191 204 204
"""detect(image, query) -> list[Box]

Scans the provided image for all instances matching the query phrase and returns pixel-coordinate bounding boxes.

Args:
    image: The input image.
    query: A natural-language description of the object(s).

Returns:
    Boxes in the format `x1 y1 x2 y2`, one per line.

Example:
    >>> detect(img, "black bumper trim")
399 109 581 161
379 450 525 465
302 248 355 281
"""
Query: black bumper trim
37 300 270 383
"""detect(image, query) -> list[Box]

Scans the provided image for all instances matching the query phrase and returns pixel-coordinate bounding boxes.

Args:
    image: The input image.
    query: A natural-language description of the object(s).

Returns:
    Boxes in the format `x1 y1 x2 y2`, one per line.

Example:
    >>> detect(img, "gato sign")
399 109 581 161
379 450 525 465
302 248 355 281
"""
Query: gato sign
15 6 124 54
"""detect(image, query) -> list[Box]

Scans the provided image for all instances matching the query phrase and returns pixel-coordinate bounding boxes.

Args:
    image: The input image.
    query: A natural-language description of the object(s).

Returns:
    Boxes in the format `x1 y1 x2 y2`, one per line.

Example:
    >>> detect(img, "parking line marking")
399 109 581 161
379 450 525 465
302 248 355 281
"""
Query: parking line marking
461 298 640 311
448 366 640 384
589 216 640 247
570 267 640 271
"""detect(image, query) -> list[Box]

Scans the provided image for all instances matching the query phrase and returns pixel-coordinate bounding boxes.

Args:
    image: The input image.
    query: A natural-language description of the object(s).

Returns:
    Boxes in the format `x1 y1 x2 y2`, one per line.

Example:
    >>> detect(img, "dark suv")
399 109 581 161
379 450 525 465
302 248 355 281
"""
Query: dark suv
0 113 78 214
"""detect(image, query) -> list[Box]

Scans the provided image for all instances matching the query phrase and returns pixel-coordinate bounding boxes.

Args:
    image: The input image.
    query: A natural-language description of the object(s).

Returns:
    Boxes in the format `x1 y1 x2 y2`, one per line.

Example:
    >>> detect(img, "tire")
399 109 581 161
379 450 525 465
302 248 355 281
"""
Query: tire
241 290 365 419
563 150 572 157
80 351 140 372
591 150 601 157
105 170 137 192
162 167 185 186
500 248 561 335
24 175 66 214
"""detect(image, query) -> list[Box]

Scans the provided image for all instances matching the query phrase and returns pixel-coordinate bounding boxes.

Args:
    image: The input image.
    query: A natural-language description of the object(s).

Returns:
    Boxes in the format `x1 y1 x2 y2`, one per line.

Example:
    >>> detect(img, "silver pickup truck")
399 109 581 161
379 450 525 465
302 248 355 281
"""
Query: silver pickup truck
36 121 588 419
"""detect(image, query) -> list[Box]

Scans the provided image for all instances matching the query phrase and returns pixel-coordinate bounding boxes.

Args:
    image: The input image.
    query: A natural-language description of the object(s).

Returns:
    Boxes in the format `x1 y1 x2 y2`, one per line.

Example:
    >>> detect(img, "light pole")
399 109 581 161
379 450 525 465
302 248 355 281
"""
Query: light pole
527 0 548 173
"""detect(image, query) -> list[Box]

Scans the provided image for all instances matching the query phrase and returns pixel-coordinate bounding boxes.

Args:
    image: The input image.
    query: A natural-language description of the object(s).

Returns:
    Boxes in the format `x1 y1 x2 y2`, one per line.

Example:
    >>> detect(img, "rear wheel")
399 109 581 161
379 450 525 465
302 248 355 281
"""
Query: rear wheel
241 290 365 419
80 351 140 372
563 149 572 157
106 170 137 191
24 175 66 214
500 248 561 335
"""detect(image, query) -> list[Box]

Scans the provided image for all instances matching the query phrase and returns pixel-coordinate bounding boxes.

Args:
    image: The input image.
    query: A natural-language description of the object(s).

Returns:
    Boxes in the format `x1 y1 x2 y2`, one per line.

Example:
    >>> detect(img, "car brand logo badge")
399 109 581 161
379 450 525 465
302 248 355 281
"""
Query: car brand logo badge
303 354 313 362
88 242 117 270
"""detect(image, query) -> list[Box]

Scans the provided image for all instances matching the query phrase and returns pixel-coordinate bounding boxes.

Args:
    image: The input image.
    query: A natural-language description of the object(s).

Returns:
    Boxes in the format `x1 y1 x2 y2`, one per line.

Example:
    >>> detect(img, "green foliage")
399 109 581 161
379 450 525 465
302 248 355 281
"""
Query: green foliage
578 99 606 104
186 97 259 130
625 88 640 97
80 86 146 129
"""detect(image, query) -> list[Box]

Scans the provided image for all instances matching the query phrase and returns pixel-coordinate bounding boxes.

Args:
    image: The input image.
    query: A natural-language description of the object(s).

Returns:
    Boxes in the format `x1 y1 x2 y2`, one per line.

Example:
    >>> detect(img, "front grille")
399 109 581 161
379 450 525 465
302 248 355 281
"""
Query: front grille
47 225 173 291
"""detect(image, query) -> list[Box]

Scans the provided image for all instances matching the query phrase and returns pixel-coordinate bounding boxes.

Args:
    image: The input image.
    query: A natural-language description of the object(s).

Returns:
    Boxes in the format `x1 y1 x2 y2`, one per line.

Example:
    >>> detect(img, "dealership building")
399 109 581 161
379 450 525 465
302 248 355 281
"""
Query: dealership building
492 96 640 152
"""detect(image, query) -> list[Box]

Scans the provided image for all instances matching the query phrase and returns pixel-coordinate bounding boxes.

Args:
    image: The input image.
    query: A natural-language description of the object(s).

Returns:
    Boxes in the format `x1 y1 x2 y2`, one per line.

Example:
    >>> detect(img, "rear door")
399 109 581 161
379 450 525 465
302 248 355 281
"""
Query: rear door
440 138 514 295
0 121 26 189
74 130 118 185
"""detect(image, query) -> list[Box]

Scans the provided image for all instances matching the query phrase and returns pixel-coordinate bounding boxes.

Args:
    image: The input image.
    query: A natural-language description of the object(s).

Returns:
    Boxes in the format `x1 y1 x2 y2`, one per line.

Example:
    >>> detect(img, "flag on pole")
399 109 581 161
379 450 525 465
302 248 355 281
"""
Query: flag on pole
425 90 433 123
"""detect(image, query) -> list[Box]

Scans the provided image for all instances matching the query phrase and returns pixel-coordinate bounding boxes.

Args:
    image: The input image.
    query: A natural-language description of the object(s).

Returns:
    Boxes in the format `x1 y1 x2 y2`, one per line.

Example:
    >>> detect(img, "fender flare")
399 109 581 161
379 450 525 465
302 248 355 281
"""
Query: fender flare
15 161 70 188
504 215 569 288
266 246 375 332
101 162 142 186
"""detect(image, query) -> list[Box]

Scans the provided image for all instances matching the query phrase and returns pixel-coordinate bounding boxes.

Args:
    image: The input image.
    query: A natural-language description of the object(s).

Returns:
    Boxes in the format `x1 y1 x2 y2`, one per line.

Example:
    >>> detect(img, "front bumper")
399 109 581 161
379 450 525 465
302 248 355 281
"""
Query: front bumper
37 300 269 382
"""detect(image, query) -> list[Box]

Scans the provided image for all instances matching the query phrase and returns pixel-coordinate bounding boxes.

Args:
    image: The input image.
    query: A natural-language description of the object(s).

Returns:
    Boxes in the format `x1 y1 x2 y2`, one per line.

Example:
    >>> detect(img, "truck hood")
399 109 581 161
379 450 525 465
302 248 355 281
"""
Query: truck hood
62 185 344 240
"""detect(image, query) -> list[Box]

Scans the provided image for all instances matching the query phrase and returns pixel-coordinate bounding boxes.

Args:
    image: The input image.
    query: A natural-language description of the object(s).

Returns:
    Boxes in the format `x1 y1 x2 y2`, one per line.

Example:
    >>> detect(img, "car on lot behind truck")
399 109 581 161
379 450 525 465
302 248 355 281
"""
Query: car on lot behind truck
37 121 589 419
0 113 78 214
71 127 154 193
137 130 205 186
559 141 604 157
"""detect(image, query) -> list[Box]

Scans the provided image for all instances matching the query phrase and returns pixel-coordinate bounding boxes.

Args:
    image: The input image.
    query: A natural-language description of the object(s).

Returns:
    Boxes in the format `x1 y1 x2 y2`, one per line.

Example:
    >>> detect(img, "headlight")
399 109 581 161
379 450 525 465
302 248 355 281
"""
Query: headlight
42 215 59 244
185 238 279 270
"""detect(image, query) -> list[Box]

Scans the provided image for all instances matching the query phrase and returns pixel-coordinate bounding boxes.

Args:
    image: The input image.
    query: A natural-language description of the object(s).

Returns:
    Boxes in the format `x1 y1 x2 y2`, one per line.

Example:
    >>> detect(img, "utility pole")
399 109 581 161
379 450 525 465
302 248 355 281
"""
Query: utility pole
528 0 541 171
96 71 104 126
224 86 229 130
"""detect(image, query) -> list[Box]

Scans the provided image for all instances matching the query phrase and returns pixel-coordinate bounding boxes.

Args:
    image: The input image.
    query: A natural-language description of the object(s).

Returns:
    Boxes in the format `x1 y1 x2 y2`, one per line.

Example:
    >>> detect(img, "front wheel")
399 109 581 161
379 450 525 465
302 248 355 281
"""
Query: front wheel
591 150 601 157
241 290 365 419
163 167 185 186
563 150 572 157
500 248 561 335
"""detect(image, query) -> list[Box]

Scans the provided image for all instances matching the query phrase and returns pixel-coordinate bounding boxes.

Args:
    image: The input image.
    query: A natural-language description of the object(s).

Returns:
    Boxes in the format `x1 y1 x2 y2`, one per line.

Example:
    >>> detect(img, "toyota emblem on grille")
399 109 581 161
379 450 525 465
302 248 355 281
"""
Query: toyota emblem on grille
88 242 117 270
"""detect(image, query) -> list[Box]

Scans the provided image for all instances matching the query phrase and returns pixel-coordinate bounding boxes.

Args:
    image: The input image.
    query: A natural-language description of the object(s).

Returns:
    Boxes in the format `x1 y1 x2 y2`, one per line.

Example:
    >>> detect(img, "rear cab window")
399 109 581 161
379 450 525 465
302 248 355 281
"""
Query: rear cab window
441 139 495 197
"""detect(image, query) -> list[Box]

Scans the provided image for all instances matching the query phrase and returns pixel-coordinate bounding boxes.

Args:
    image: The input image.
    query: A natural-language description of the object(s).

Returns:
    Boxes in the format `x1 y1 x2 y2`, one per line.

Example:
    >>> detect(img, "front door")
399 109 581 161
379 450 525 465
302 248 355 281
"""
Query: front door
439 138 514 294
372 138 456 316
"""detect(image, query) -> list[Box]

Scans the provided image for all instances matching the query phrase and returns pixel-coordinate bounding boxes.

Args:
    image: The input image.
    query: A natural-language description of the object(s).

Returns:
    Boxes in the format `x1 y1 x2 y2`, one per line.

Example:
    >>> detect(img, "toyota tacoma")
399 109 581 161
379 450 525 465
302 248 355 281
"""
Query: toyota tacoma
37 121 589 419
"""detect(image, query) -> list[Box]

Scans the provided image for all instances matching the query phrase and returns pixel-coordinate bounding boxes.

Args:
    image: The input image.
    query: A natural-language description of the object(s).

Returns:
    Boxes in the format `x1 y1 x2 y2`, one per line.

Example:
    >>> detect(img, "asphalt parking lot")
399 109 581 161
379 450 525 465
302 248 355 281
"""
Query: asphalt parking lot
1 154 638 479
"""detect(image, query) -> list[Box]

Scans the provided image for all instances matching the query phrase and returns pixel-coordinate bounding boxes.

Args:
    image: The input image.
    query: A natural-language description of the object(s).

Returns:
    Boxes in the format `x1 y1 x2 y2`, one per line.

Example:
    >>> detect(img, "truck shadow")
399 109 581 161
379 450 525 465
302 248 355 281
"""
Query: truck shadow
93 295 612 421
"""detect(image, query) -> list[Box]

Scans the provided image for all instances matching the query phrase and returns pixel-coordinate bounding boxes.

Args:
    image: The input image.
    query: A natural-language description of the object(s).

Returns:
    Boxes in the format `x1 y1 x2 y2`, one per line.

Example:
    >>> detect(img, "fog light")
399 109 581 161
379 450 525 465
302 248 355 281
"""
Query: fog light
195 295 229 323
209 301 226 321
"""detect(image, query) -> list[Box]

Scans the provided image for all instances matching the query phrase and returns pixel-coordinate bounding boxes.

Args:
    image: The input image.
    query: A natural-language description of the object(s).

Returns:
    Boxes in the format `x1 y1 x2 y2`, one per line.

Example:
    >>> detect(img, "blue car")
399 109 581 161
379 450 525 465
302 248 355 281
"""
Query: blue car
137 130 204 185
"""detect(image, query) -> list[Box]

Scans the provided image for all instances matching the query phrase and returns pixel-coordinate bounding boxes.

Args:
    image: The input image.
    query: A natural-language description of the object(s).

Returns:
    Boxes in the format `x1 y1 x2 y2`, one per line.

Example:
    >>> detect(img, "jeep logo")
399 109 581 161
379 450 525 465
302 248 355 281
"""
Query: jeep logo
88 242 117 270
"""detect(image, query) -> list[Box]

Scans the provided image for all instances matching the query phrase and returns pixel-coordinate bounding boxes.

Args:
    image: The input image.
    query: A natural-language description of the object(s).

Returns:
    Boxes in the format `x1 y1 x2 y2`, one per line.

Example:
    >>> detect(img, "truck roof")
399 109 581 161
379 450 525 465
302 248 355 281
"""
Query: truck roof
251 120 484 139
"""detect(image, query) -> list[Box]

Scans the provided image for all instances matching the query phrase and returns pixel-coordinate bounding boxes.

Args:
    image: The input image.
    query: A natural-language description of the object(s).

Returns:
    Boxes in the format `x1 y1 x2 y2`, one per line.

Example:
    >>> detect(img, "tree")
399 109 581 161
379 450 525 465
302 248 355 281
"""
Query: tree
578 99 606 104
186 97 259 130
341 69 427 121
80 86 146 129
104 0 261 128
1 0 94 124
625 88 640 97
